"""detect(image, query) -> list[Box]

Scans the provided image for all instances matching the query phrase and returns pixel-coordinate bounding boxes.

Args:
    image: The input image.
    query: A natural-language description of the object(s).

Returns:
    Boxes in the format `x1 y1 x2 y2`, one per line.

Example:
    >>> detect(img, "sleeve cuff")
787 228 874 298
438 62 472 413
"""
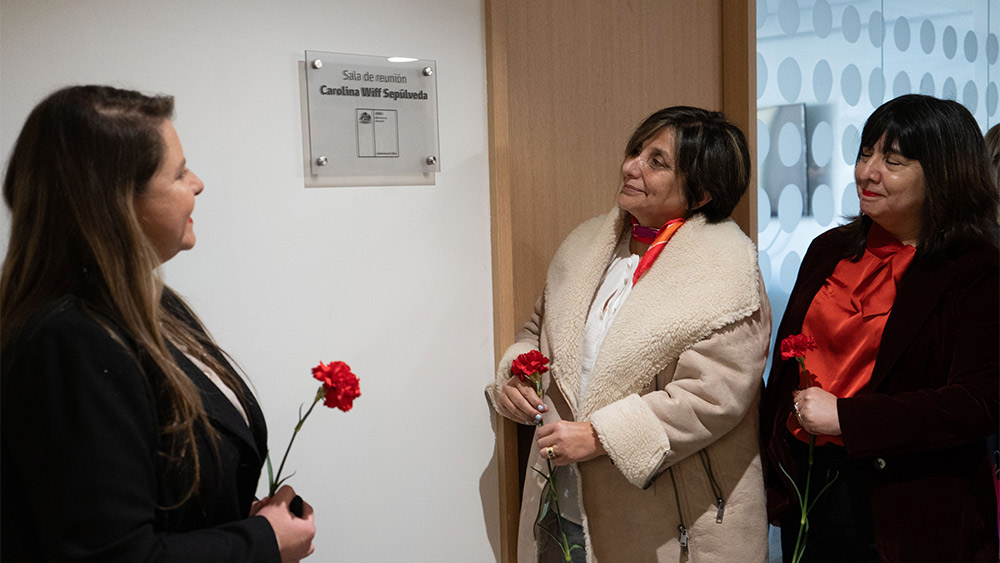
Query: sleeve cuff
590 394 672 488
246 515 282 562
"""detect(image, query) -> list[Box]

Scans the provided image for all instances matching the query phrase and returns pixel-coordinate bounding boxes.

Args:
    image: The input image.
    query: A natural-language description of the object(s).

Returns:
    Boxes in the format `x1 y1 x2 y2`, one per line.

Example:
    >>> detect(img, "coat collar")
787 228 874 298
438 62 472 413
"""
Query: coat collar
169 342 266 463
543 208 762 417
161 288 267 460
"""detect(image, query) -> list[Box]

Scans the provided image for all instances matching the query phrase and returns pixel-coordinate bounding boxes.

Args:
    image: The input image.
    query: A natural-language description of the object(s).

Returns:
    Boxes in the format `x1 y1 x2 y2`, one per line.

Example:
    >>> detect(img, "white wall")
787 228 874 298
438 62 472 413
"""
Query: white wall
0 0 500 560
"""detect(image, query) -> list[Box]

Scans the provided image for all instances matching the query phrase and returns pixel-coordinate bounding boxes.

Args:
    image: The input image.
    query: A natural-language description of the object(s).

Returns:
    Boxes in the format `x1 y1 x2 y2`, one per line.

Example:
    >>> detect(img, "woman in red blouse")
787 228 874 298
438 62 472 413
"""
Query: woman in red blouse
761 94 999 563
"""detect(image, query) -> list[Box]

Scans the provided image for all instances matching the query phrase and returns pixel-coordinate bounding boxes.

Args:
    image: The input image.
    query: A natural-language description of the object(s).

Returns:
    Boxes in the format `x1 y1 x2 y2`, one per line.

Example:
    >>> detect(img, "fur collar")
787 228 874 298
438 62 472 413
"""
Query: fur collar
543 208 761 418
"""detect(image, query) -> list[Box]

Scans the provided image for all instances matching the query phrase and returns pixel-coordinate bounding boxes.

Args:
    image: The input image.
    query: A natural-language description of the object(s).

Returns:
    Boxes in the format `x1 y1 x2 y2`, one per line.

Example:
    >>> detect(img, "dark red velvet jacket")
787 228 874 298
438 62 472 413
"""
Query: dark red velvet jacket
761 225 999 563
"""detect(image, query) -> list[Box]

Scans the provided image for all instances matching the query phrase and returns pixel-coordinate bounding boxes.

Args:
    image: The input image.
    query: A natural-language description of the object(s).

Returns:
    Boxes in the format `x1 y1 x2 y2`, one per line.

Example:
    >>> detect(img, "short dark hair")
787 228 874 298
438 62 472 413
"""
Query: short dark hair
844 94 999 261
624 106 751 222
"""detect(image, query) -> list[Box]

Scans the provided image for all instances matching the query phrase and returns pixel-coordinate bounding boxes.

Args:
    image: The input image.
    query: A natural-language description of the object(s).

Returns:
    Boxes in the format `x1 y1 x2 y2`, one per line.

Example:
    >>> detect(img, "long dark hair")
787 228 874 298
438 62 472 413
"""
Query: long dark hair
1 85 243 506
624 106 751 222
842 94 999 261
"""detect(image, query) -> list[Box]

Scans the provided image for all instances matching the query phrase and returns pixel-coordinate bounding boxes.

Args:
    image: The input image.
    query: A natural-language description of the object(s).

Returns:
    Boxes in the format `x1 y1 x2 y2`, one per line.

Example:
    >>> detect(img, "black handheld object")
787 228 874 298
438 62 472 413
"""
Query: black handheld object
289 494 304 518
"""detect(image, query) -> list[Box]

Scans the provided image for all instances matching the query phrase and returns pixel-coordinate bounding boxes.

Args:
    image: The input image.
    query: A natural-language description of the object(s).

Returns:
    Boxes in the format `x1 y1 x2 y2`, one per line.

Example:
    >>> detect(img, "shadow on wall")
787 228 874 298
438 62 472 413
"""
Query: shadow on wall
481 409 502 562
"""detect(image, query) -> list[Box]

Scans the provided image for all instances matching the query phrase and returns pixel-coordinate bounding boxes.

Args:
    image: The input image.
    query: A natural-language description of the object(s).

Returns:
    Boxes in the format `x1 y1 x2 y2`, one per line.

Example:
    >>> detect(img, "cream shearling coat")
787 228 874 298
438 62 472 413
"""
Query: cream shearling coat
488 209 771 562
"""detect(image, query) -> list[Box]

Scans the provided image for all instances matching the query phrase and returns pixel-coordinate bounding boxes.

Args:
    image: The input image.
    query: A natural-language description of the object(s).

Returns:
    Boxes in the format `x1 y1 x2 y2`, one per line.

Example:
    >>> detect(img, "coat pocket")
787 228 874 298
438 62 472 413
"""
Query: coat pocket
698 449 727 523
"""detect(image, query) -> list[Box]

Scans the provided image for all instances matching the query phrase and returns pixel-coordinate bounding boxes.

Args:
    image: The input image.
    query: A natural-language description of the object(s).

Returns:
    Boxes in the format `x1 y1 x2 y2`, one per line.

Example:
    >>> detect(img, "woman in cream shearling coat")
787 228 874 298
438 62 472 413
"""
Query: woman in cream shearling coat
488 107 771 562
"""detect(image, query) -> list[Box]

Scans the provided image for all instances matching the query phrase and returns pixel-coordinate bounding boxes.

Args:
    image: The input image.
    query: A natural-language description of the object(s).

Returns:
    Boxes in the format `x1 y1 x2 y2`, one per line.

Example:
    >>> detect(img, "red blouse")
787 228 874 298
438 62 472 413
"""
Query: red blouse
787 223 916 446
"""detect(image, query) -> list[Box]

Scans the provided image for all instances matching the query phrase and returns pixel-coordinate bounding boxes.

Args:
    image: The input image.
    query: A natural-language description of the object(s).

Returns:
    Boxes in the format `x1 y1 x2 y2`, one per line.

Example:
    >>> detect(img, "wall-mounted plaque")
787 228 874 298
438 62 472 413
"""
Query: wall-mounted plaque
304 50 440 179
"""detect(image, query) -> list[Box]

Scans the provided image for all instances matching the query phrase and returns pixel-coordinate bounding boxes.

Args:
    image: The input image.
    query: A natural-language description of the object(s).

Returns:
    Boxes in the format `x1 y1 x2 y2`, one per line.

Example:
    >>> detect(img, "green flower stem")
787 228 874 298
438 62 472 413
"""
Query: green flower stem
790 433 816 563
775 348 838 563
545 458 572 561
269 385 325 497
533 375 579 561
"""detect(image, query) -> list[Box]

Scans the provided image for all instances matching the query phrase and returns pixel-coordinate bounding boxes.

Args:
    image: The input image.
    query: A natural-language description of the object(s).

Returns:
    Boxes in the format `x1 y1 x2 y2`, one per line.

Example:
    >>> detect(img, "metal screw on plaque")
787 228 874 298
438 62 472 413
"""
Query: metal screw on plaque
311 59 323 69
426 156 437 165
422 67 433 77
315 156 328 166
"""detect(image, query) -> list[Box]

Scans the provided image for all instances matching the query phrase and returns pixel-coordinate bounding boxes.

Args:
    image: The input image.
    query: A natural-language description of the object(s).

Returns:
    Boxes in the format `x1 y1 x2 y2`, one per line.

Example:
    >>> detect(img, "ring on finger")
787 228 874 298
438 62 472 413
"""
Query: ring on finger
546 446 556 459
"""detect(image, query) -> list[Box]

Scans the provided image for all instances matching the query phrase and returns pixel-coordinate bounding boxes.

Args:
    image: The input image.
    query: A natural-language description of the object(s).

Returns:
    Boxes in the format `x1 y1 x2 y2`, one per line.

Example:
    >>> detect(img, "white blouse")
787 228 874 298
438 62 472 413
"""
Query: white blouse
560 230 640 525
578 231 640 404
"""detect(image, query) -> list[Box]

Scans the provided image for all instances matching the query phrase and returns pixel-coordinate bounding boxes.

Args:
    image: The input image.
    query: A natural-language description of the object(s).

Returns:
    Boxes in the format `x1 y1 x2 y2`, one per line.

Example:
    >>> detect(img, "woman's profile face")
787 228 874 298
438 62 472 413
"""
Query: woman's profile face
855 134 926 245
134 120 204 263
618 127 696 227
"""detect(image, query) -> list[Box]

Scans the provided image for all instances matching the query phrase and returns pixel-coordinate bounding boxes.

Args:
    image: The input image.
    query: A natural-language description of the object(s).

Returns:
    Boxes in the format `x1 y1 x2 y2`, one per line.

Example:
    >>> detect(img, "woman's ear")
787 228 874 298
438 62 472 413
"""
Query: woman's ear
690 191 713 212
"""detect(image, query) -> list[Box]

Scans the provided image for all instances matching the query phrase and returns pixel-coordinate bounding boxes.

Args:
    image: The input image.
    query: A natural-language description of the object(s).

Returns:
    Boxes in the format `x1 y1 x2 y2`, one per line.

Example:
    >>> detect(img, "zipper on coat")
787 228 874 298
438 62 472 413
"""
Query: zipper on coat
643 450 673 490
698 450 726 523
668 467 689 555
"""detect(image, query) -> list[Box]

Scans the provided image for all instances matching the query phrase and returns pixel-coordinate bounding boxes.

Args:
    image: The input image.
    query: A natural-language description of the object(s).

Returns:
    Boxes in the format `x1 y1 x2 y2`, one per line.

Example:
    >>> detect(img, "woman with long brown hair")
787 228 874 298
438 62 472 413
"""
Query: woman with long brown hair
1 85 315 562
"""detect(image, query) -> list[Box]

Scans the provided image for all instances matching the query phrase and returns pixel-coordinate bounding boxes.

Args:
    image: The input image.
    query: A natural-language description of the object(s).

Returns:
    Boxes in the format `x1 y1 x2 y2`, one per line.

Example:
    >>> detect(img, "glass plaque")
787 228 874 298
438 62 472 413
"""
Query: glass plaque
304 50 440 179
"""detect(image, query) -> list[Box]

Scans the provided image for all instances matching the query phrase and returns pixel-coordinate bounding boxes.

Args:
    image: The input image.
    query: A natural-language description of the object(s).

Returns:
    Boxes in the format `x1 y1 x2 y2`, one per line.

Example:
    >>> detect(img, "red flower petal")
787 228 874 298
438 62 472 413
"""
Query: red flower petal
312 361 361 412
780 334 817 360
511 350 550 380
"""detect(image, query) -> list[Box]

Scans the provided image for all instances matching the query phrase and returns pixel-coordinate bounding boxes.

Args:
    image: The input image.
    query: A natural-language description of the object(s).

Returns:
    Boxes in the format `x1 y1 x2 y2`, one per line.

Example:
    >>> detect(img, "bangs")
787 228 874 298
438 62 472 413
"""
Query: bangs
857 98 929 162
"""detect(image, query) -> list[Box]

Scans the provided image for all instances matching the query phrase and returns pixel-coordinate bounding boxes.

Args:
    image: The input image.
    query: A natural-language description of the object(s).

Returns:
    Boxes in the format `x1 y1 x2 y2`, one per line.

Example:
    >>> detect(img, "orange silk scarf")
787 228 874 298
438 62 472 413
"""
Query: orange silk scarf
632 217 685 286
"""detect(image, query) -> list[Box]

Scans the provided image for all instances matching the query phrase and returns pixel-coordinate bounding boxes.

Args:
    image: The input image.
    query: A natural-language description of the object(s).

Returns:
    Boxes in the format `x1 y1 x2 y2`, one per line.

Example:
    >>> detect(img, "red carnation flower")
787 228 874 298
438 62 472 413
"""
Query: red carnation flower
312 361 361 412
268 359 361 496
511 350 549 381
507 349 579 558
780 333 817 360
776 333 834 562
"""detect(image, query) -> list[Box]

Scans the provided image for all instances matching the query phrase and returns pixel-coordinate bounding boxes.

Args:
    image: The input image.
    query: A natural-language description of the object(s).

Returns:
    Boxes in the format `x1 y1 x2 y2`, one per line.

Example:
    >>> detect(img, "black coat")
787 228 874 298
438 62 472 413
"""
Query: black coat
761 226 999 562
1 294 279 562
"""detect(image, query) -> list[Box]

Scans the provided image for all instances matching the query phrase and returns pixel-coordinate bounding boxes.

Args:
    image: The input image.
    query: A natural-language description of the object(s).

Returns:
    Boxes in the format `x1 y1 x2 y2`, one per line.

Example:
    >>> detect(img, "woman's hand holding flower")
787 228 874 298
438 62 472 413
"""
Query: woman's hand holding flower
536 421 607 466
792 387 841 435
250 497 269 517
497 375 547 425
256 485 316 562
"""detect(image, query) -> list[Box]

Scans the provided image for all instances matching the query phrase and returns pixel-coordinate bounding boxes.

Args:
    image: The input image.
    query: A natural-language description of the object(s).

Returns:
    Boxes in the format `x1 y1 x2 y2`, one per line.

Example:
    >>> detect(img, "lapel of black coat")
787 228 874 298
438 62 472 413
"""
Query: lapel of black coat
170 345 264 462
867 257 957 391
160 288 266 463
